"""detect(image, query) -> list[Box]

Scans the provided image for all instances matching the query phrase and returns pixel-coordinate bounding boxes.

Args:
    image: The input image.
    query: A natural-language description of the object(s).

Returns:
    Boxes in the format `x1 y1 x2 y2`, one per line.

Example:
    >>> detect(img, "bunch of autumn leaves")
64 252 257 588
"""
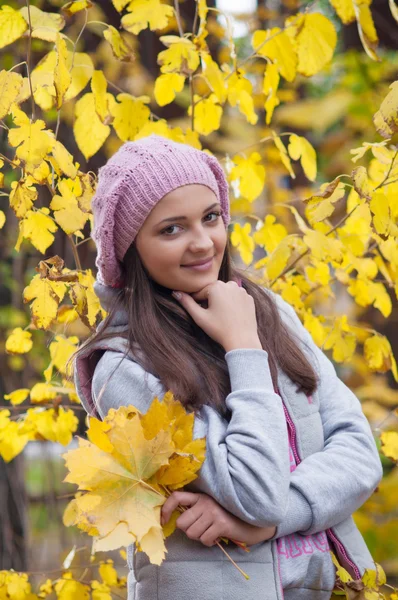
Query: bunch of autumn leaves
62 392 249 571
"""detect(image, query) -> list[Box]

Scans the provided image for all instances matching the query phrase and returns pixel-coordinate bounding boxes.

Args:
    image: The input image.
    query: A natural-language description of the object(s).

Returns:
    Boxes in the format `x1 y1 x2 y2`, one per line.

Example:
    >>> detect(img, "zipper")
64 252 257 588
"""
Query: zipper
326 528 361 580
275 386 362 582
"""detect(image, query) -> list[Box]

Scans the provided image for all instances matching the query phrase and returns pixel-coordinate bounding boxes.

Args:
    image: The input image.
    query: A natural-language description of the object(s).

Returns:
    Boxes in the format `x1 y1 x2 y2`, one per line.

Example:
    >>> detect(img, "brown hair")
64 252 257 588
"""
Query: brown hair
68 238 318 419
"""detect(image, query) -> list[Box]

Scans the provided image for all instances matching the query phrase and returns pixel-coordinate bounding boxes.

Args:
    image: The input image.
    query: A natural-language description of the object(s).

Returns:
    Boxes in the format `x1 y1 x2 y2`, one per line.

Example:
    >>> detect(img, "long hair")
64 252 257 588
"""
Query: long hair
68 236 319 420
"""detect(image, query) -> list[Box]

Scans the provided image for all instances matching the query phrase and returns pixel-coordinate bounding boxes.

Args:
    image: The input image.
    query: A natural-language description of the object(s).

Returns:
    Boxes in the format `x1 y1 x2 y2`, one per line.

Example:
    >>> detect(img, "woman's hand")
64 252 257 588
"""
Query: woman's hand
161 491 276 547
172 281 261 352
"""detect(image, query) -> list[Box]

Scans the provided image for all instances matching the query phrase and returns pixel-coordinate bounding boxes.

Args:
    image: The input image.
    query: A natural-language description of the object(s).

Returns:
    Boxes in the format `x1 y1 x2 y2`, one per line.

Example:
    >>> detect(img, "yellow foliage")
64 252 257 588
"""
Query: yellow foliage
110 93 151 141
19 5 65 42
3 388 30 406
373 80 398 138
0 70 23 119
0 5 27 50
103 25 135 62
252 27 297 82
158 36 200 74
63 396 206 563
253 215 288 254
23 274 67 329
5 327 32 354
230 222 255 265
380 431 398 463
121 0 174 35
285 12 337 77
154 72 185 106
188 93 222 135
229 152 266 202
43 335 80 383
288 134 317 181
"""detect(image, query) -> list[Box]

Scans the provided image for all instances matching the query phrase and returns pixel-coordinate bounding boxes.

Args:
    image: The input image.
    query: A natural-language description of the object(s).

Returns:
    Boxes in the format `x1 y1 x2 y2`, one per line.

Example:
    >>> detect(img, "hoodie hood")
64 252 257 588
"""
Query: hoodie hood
73 277 143 420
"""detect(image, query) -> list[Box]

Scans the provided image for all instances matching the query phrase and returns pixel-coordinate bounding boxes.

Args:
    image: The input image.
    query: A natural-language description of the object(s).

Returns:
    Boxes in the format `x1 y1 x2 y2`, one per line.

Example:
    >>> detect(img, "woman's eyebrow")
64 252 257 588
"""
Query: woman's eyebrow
157 202 221 225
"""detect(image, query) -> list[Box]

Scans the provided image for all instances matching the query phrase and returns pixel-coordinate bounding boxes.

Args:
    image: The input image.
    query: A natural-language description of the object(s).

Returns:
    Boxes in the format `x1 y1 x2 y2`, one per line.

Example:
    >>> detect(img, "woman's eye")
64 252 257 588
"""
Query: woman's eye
161 211 221 236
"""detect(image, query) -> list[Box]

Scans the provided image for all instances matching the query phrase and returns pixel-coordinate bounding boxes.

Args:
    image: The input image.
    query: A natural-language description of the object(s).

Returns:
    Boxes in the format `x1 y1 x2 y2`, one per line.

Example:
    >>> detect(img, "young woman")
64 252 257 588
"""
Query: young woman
72 133 383 600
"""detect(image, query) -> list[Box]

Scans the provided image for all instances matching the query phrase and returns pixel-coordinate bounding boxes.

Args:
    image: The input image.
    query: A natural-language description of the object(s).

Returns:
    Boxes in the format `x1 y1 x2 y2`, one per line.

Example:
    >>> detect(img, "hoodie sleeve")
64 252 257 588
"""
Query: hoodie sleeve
92 348 290 528
269 293 383 539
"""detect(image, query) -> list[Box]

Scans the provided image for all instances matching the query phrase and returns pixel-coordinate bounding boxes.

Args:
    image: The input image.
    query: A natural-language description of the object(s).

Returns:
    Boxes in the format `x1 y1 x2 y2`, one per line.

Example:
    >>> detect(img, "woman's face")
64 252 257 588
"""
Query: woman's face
135 184 227 293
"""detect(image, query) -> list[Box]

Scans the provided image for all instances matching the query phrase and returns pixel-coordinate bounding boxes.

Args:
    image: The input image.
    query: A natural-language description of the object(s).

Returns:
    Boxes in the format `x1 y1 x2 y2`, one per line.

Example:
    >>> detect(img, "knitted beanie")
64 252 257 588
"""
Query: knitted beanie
91 133 231 288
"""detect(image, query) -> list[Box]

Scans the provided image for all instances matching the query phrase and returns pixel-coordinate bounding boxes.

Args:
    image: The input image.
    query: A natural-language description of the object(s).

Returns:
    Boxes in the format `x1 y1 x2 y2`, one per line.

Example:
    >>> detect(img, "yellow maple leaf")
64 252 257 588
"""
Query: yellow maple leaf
264 238 292 281
0 70 23 119
8 109 54 168
50 179 89 235
288 134 317 181
31 50 94 110
201 53 227 104
68 269 103 328
154 73 185 106
99 559 118 586
5 327 33 354
25 406 79 445
0 5 28 50
30 382 58 403
43 334 80 383
362 563 387 589
0 420 33 462
103 25 135 62
253 215 287 254
63 398 206 563
51 140 78 180
73 93 111 160
353 2 380 62
304 180 346 224
329 0 356 24
3 388 30 406
380 431 398 462
263 62 280 125
20 5 65 42
54 32 71 110
272 132 295 178
285 13 337 77
54 573 90 600
15 207 58 255
158 35 200 74
364 334 398 381
110 93 151 141
229 152 266 202
352 166 372 200
251 28 297 82
230 222 255 265
305 259 331 287
121 0 174 35
9 178 38 218
23 273 67 329
226 69 258 125
373 81 398 139
303 310 327 347
188 93 222 135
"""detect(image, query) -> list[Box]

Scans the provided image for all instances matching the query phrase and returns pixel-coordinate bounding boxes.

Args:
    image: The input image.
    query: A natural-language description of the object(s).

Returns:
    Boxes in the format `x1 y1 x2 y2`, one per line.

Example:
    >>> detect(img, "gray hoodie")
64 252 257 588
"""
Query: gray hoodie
73 279 383 600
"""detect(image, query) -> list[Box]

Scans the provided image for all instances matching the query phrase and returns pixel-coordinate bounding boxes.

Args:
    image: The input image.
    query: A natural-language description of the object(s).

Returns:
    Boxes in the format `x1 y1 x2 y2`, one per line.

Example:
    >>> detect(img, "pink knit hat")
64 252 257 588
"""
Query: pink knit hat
91 134 231 288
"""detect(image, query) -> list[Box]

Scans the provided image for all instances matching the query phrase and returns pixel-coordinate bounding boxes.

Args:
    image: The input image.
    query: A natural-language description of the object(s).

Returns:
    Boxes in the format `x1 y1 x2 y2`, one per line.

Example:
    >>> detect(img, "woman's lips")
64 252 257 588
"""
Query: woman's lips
181 257 214 271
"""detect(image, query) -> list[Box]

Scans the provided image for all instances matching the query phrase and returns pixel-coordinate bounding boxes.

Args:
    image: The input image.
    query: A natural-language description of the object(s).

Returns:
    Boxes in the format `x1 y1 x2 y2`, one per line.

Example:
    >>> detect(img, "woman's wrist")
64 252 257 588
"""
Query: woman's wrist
223 337 263 353
226 515 276 546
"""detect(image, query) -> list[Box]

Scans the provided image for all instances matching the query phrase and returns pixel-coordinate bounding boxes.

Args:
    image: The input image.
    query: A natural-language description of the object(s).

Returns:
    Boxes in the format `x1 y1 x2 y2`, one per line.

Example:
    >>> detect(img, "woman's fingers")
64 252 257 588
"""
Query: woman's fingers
199 524 222 547
161 491 201 525
184 513 213 540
